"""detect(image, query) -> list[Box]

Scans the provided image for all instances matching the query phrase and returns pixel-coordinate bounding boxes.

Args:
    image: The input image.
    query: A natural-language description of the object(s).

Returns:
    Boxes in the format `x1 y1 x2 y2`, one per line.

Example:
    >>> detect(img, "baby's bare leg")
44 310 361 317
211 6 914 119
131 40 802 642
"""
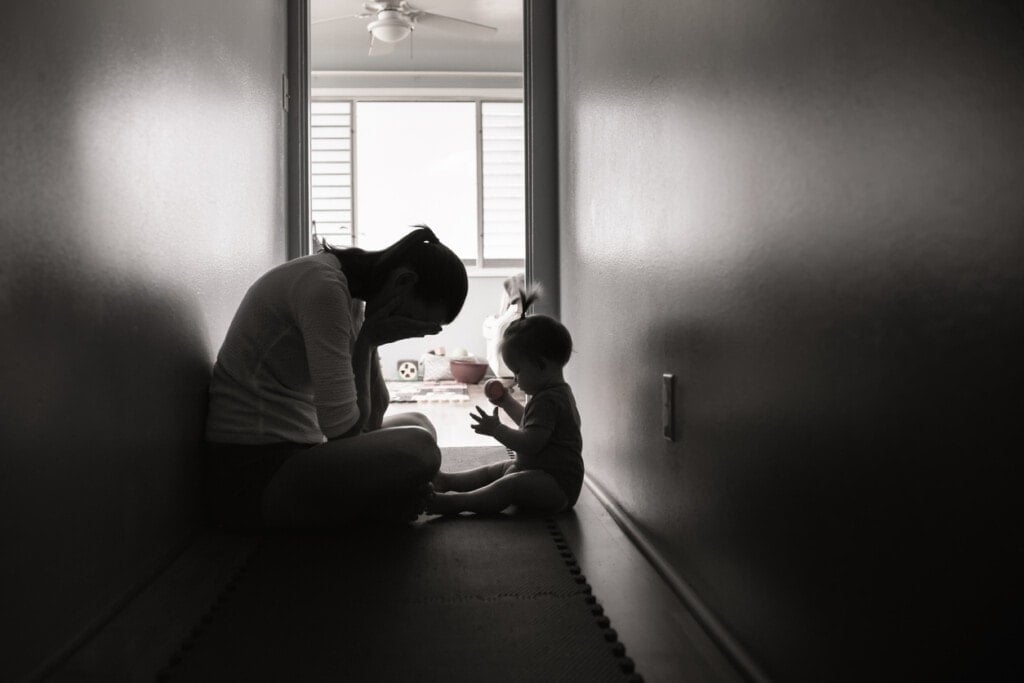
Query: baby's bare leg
427 470 566 515
433 460 512 492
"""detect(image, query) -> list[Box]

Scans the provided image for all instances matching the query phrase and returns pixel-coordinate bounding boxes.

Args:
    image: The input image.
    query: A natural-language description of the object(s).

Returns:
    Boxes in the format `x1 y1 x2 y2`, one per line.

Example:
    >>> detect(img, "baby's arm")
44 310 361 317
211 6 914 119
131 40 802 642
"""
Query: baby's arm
491 390 525 425
470 405 551 457
494 423 551 458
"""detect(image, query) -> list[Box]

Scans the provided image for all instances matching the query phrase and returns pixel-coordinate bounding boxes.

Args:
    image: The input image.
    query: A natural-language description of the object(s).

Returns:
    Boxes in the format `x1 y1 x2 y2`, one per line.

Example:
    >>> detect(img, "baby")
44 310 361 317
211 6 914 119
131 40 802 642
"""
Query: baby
426 288 583 515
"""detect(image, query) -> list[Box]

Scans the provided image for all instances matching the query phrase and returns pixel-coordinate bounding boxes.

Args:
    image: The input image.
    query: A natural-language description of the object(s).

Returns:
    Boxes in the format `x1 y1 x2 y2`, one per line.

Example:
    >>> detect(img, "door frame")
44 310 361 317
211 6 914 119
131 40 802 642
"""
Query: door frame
523 0 559 318
287 0 310 260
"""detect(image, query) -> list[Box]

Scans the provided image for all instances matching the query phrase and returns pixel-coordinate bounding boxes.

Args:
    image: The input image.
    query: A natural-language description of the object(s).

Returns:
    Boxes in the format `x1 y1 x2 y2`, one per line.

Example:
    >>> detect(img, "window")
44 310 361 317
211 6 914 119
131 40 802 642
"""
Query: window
481 102 526 262
309 99 525 268
356 102 478 259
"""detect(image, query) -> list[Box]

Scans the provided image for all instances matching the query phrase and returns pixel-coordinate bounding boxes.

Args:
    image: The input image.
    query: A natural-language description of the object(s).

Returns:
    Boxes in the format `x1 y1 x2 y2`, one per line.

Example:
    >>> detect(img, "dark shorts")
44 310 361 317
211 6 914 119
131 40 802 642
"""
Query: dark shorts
204 441 313 530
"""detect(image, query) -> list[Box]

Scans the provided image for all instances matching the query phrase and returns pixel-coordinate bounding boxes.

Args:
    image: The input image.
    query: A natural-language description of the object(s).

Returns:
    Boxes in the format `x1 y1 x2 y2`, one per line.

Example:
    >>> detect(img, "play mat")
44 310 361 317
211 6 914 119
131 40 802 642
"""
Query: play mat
386 381 470 403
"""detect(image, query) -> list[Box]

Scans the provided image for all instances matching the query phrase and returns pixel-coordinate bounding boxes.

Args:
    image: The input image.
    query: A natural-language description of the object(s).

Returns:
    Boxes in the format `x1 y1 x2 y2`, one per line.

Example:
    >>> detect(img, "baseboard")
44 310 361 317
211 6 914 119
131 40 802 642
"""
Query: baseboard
584 474 772 683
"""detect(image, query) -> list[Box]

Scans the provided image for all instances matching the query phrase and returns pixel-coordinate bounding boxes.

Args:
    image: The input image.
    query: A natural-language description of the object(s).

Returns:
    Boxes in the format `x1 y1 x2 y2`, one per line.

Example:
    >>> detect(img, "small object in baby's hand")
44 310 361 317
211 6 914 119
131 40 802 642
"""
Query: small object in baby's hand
484 379 506 401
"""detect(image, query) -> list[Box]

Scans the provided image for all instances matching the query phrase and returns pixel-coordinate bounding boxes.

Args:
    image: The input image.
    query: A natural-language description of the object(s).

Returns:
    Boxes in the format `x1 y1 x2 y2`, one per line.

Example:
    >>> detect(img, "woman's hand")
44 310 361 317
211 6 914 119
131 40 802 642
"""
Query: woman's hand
361 298 441 346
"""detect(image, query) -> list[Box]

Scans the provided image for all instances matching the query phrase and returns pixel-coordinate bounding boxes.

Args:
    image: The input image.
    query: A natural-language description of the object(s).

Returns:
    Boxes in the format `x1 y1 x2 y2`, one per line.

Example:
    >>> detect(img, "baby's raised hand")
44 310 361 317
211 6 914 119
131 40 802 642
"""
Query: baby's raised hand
469 405 501 437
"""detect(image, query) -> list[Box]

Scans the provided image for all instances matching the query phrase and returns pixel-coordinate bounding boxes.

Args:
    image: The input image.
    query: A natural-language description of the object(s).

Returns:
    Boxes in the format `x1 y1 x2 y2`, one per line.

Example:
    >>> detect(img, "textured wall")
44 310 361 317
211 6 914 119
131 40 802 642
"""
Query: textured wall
0 1 287 679
558 2 1023 680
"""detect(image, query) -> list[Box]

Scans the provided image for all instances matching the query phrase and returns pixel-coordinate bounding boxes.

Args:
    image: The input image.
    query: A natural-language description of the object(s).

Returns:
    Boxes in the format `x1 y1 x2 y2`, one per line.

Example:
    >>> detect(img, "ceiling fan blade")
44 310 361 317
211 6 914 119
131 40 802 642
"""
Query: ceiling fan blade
312 13 372 26
414 11 498 39
368 36 396 56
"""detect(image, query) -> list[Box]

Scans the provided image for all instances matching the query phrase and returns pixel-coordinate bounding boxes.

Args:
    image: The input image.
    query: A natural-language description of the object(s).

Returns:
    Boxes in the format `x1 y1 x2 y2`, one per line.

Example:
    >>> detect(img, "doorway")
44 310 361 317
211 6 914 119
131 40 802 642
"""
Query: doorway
289 0 557 311
291 0 558 385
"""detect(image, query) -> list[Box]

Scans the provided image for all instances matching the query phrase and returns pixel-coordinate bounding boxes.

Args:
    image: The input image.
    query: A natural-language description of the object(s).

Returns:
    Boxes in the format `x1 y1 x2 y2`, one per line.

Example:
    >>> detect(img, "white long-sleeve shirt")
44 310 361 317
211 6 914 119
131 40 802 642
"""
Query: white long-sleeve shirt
205 253 363 445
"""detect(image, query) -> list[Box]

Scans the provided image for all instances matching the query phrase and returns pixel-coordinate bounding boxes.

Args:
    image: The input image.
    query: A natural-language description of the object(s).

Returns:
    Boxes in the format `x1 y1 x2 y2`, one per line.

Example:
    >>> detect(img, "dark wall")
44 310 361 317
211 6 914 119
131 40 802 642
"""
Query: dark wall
0 1 287 679
557 2 1023 680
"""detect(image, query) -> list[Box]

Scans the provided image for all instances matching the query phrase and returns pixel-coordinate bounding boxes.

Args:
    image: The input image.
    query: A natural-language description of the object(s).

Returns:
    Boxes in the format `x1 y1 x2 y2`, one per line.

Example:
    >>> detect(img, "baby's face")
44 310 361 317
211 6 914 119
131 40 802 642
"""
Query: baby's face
501 349 547 395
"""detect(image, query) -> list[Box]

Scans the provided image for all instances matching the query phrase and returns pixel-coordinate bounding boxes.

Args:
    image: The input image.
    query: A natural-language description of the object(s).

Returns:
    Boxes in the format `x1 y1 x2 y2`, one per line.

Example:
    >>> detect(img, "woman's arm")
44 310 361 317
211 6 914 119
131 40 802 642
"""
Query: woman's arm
366 347 390 431
334 332 374 438
332 299 440 439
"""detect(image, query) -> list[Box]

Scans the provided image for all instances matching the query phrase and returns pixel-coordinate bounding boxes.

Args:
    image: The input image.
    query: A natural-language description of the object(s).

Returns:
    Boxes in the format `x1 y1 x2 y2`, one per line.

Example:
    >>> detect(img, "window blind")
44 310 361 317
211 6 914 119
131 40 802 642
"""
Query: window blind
481 102 525 262
310 101 353 250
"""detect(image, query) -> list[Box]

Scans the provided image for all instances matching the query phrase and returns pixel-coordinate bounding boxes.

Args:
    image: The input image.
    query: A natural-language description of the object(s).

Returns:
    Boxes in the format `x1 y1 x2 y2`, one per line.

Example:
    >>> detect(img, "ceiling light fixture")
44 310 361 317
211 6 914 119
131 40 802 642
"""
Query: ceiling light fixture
368 10 413 43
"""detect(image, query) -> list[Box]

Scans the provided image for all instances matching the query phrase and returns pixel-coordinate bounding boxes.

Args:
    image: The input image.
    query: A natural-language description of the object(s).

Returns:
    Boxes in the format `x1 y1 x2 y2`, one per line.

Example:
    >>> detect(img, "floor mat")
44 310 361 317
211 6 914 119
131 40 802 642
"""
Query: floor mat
437 444 516 470
161 447 640 682
387 380 470 403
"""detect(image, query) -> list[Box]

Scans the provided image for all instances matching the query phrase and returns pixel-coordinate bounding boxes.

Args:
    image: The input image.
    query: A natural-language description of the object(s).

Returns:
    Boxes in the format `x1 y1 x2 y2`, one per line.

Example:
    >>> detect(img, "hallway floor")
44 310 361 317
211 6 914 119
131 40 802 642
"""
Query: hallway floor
391 383 744 683
50 385 742 682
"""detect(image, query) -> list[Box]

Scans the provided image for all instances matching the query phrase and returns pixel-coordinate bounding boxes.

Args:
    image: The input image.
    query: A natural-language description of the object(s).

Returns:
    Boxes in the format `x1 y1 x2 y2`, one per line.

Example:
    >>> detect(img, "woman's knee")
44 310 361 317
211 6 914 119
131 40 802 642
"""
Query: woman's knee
394 425 441 478
381 412 437 440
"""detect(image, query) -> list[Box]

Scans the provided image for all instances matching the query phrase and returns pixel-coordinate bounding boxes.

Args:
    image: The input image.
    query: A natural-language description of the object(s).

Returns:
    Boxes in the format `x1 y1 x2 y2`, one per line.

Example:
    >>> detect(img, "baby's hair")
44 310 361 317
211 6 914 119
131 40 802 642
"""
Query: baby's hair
516 283 543 319
500 284 573 370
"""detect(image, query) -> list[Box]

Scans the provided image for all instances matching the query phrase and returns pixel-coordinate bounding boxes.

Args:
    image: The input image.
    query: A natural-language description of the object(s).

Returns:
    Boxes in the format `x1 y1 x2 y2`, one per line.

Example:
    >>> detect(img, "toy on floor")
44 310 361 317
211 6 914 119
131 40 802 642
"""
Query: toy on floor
396 359 419 380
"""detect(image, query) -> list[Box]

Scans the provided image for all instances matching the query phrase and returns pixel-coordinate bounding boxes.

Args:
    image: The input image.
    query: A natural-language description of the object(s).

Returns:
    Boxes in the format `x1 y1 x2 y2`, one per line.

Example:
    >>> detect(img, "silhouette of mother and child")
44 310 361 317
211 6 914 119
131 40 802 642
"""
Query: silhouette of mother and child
205 226 583 530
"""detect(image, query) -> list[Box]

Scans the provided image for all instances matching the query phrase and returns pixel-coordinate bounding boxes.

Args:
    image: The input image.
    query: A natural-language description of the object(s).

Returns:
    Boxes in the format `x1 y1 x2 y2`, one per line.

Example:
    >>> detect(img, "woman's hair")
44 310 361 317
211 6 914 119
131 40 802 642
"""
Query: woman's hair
499 284 573 370
320 225 468 323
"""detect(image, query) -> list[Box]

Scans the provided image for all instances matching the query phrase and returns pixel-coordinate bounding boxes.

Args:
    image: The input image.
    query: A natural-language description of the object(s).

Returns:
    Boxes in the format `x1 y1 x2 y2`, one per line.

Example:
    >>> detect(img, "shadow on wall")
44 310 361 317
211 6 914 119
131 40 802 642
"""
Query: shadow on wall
0 245 211 680
0 1 287 677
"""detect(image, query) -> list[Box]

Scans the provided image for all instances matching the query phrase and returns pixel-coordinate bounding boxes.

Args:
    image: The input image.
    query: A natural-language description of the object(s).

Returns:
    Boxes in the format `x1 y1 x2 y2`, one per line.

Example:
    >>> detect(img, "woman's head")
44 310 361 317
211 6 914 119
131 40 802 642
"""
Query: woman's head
321 225 468 325
499 285 573 379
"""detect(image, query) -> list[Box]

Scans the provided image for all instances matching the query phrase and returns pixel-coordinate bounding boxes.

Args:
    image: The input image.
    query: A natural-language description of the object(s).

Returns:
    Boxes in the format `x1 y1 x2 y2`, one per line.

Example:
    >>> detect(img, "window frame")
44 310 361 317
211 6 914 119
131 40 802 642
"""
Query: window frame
308 94 525 271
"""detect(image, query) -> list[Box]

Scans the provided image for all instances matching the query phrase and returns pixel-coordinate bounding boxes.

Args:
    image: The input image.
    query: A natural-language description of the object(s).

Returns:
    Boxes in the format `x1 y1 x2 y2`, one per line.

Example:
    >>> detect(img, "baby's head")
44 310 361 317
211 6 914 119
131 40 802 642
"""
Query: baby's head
499 286 573 392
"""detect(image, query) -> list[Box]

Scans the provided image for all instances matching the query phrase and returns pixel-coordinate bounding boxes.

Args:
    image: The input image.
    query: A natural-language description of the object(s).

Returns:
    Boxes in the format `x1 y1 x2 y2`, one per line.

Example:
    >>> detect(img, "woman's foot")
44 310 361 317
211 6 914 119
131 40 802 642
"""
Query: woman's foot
403 482 434 520
377 483 434 523
424 490 462 516
431 472 451 493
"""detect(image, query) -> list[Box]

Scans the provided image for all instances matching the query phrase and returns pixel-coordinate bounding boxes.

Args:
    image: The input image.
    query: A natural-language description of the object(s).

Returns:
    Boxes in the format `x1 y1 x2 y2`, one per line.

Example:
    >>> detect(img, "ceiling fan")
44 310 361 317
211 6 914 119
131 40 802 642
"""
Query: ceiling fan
313 1 499 56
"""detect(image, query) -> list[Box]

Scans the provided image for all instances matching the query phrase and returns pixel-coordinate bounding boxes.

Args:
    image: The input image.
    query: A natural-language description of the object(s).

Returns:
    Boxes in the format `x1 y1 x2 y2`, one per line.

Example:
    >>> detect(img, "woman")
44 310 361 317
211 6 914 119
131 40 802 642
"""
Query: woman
204 226 468 529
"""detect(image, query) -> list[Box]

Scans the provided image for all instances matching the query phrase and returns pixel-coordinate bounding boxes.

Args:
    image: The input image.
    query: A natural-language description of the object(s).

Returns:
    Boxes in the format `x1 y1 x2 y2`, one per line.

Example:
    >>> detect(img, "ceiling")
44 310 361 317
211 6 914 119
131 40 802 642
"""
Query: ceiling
310 0 523 73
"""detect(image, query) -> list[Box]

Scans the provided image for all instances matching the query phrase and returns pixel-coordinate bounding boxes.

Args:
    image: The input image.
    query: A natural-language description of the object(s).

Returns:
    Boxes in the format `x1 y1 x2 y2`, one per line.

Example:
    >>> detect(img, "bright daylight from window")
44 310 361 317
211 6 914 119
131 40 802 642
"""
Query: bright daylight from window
310 100 525 267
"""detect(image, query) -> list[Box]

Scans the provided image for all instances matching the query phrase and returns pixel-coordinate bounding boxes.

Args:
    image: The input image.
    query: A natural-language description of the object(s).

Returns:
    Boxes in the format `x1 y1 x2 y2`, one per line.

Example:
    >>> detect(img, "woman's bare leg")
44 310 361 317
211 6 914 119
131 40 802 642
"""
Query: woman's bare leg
426 470 566 516
261 425 440 529
433 461 512 492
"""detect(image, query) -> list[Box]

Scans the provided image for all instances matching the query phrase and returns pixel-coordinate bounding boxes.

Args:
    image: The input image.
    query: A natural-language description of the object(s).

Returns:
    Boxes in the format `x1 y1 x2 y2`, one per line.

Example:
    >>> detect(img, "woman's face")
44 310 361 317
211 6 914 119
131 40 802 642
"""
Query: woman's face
395 294 447 327
377 268 447 327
